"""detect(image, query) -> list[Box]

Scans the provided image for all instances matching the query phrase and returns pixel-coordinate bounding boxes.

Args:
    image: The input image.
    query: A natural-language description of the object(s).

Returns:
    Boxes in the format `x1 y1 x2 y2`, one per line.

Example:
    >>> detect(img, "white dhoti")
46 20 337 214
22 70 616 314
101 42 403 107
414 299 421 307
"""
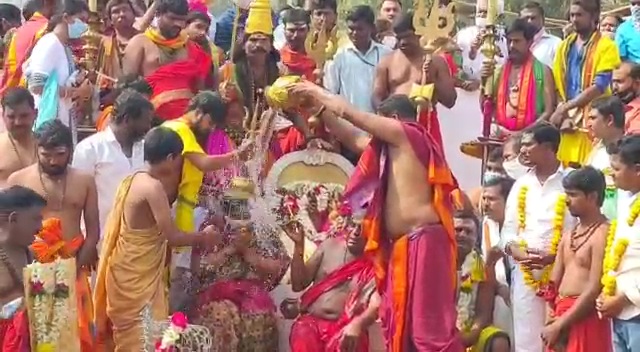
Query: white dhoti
511 263 546 352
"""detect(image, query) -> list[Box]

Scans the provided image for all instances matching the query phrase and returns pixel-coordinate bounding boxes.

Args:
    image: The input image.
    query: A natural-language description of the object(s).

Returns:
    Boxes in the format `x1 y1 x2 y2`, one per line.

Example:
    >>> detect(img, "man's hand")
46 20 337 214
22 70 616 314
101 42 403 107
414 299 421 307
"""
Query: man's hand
541 320 564 348
549 104 569 127
461 80 480 92
496 283 511 308
525 248 555 269
76 243 98 270
283 221 305 246
340 321 364 352
289 80 326 101
200 225 222 249
486 246 504 267
508 242 528 262
470 29 485 54
479 61 494 80
596 293 629 318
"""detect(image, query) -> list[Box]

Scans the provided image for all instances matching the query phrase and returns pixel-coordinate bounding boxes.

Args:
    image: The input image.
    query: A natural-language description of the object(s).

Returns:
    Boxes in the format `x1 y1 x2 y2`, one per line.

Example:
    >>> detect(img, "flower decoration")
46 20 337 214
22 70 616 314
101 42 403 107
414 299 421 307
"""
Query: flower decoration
456 251 485 332
156 312 189 352
30 281 45 297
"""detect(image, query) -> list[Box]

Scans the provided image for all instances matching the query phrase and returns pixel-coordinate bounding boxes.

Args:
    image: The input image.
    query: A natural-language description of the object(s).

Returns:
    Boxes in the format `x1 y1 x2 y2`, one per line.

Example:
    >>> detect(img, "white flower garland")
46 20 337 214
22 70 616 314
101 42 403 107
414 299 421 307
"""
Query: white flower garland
456 251 481 332
272 181 345 243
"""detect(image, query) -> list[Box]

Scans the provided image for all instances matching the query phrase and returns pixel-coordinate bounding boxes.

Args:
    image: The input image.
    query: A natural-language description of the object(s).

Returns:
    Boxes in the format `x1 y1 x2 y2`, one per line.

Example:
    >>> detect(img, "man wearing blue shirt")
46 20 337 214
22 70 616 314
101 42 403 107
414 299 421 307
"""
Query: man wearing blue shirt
615 0 640 63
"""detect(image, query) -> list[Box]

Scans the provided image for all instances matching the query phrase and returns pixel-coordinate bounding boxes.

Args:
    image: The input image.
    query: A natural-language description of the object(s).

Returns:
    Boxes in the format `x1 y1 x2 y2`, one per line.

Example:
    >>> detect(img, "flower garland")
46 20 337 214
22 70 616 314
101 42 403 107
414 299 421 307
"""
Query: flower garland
517 192 566 293
156 312 189 352
456 251 485 332
28 260 71 352
601 197 640 296
272 182 345 243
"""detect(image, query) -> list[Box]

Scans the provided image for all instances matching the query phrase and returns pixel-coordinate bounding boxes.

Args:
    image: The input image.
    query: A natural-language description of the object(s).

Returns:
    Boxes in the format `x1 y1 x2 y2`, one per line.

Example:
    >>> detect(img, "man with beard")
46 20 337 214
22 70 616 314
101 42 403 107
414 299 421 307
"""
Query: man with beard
6 120 99 351
550 0 620 167
479 18 555 137
585 96 625 220
542 167 610 352
372 12 456 150
0 88 37 187
612 62 640 134
161 91 251 311
279 7 316 80
519 1 562 68
72 90 153 239
122 0 211 121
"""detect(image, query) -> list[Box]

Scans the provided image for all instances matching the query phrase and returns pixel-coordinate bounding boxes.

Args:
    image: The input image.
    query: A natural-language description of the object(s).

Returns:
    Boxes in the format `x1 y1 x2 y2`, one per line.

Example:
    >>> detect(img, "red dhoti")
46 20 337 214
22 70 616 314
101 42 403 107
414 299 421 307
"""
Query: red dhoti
546 296 611 352
0 311 29 352
290 314 368 352
418 109 444 152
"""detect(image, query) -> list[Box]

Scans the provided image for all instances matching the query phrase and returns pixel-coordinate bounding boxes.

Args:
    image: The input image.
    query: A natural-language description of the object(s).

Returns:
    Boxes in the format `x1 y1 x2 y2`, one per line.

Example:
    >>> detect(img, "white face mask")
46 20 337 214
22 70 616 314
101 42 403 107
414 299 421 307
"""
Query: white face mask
381 36 397 48
503 157 529 180
475 17 488 27
483 171 502 184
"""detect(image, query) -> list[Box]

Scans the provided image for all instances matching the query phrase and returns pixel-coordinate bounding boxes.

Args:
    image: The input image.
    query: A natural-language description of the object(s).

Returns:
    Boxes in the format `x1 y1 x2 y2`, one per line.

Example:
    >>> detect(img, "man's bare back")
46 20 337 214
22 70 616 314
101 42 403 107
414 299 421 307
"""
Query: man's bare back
0 132 36 187
122 33 189 77
123 172 171 230
557 222 608 297
7 166 93 241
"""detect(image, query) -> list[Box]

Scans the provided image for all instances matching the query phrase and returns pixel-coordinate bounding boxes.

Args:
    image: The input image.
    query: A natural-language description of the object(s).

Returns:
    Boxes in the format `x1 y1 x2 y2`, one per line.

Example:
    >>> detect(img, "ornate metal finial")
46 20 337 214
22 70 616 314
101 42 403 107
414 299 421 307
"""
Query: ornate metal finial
304 22 338 69
80 12 102 72
413 0 456 52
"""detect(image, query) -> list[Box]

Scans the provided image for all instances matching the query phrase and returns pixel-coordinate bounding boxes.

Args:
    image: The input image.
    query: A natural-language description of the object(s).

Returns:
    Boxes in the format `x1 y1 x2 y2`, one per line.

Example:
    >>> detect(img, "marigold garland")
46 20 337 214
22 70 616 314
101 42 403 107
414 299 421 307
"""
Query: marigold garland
517 192 566 293
517 186 528 232
601 196 640 296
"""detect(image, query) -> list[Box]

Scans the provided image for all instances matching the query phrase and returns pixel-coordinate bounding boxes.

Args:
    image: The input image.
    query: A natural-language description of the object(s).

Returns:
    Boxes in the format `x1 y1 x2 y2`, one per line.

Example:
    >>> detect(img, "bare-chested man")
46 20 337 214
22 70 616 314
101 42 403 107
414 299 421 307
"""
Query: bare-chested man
282 218 379 352
7 119 98 351
0 88 37 187
93 126 219 351
290 83 462 351
372 12 457 149
122 0 211 121
0 186 46 350
541 166 611 351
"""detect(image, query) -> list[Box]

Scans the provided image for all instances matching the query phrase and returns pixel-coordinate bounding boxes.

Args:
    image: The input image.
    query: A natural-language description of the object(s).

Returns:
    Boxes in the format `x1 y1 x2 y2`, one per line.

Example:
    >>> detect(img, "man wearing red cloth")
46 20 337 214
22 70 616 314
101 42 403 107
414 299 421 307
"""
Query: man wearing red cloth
291 82 462 352
0 186 47 352
279 8 318 82
282 218 378 352
541 167 611 352
372 12 457 150
122 0 211 121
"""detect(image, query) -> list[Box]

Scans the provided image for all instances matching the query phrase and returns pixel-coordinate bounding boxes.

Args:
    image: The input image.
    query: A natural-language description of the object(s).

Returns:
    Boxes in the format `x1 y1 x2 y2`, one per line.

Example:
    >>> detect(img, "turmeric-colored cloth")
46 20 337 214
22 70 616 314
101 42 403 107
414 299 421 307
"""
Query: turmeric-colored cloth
0 12 48 94
162 119 204 233
29 217 94 352
342 122 460 352
552 32 620 166
93 172 168 352
470 326 508 352
95 105 113 132
96 35 124 92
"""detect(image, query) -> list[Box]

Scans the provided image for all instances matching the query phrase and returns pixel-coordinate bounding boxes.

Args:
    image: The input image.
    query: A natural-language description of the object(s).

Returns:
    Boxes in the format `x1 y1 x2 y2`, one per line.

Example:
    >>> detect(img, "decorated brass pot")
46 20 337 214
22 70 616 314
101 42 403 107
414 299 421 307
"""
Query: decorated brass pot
265 75 305 111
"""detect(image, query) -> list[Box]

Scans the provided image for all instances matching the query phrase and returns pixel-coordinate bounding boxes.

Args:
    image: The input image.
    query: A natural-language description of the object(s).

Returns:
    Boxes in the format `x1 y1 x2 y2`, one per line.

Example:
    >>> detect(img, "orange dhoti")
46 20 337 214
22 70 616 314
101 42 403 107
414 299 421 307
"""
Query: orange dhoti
30 218 94 352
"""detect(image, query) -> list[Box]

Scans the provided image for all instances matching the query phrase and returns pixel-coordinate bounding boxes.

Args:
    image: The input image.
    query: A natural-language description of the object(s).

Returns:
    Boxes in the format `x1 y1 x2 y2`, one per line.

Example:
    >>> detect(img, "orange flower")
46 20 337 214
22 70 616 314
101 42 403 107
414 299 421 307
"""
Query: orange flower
30 217 83 263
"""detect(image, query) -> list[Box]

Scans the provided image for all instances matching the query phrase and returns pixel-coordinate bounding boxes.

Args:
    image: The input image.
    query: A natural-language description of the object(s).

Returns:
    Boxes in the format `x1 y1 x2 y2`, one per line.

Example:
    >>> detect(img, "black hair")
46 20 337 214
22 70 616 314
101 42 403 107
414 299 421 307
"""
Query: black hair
488 146 504 162
1 87 35 110
279 4 293 13
522 123 561 153
377 94 417 120
0 4 21 24
504 133 522 152
379 0 402 9
346 5 375 27
562 166 606 206
484 176 515 200
393 11 415 33
571 0 600 18
601 14 623 26
591 95 625 129
144 127 184 164
522 1 544 18
607 135 640 167
506 17 537 41
186 11 211 26
188 91 227 125
105 0 135 18
112 89 154 124
0 186 46 214
156 0 188 16
34 120 73 149
115 75 153 96
46 0 89 32
621 61 640 80
282 7 310 25
453 208 481 247
22 0 41 21
308 0 337 13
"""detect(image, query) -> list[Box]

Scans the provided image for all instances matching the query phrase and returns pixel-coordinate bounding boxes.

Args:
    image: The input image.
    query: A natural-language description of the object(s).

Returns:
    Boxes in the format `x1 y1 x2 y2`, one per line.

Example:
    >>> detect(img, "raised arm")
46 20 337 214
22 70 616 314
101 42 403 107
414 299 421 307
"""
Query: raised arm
122 35 146 77
185 151 240 172
372 55 391 108
318 109 370 154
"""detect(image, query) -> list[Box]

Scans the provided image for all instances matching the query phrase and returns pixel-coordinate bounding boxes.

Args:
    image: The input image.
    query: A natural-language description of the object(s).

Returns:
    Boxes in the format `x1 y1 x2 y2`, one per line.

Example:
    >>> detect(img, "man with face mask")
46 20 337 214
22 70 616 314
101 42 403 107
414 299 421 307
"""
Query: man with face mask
614 0 640 63
612 62 640 134
72 90 153 241
6 120 99 352
122 0 211 121
519 2 561 68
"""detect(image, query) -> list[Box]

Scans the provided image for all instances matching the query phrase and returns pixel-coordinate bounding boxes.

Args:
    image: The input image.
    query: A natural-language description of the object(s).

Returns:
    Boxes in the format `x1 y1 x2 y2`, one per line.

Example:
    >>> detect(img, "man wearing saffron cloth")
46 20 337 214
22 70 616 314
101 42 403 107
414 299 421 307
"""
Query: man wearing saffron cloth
0 0 56 94
500 124 576 352
372 12 456 150
7 120 99 352
0 186 46 352
550 0 620 167
283 217 379 352
290 82 461 352
279 7 317 81
122 0 211 121
93 127 220 352
540 166 610 352
479 18 555 137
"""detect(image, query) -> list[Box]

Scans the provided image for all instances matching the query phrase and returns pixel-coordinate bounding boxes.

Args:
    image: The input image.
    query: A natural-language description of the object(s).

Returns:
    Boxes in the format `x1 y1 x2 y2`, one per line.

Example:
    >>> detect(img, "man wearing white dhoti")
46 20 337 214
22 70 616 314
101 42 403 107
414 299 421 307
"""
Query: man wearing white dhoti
501 124 576 352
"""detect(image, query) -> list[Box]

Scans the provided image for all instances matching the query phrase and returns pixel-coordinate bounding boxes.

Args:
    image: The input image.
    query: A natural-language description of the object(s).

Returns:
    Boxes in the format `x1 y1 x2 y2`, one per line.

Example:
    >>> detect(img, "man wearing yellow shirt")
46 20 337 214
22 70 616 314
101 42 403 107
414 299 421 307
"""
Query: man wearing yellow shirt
162 90 250 311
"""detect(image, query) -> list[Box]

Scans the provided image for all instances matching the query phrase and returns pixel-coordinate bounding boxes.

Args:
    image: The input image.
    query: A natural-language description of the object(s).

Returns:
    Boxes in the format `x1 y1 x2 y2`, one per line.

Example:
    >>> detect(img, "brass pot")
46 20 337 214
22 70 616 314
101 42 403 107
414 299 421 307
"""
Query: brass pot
265 75 304 111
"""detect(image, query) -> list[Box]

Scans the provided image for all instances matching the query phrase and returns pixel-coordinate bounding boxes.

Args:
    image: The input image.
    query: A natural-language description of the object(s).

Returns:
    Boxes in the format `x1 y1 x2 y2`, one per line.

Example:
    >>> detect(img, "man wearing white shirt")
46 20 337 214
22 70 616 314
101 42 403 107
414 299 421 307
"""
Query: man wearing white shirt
520 1 562 68
596 135 640 352
481 176 515 341
586 96 625 220
501 124 576 352
72 90 152 240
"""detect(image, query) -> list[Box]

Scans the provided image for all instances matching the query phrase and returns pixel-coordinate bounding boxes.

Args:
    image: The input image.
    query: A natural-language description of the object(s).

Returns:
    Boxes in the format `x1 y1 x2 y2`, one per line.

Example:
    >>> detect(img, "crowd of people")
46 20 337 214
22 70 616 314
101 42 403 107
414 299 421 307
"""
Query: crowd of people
0 0 640 351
